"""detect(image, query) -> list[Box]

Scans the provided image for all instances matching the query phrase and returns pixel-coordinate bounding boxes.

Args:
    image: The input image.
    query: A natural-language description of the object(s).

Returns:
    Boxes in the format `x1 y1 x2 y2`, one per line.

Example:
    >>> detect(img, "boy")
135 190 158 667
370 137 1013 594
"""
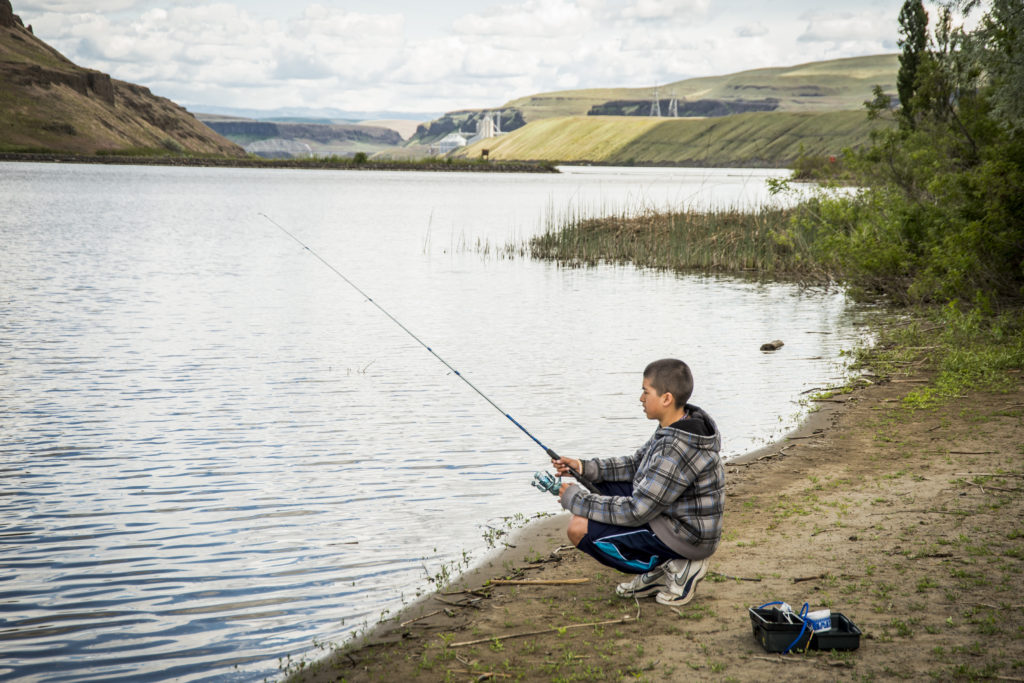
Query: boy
553 358 723 606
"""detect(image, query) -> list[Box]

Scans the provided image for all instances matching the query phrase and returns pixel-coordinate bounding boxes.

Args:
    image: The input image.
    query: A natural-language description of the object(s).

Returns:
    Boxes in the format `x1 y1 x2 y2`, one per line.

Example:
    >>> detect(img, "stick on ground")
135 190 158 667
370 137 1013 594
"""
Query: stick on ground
449 616 634 648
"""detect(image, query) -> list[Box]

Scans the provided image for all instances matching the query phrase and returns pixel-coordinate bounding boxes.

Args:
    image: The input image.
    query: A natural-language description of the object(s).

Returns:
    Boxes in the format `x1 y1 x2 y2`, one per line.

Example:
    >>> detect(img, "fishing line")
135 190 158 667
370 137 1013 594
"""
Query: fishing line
259 212 598 493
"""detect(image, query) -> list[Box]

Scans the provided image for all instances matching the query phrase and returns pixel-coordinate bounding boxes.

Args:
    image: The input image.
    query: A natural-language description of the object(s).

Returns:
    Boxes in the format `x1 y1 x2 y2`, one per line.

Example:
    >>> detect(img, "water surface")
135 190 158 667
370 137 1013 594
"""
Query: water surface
0 163 865 681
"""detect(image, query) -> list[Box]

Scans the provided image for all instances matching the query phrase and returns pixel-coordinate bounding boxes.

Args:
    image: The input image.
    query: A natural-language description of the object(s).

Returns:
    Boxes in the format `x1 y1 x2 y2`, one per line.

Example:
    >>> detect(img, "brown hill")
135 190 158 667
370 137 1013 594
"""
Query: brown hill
0 0 243 156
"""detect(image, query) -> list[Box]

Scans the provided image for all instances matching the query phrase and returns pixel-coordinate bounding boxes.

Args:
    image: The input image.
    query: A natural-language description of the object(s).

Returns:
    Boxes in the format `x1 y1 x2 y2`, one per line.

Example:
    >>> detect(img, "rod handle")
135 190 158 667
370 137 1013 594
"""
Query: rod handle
546 448 599 493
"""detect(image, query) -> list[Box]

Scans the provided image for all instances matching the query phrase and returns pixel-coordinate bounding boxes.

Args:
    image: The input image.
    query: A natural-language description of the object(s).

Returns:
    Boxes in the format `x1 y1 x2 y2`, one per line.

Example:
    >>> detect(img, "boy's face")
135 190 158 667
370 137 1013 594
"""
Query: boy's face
640 376 674 423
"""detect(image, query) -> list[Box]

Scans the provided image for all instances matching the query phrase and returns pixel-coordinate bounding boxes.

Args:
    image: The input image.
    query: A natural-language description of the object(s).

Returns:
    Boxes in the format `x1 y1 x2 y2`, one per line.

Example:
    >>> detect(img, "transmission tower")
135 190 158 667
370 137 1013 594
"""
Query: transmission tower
667 90 678 117
649 87 661 117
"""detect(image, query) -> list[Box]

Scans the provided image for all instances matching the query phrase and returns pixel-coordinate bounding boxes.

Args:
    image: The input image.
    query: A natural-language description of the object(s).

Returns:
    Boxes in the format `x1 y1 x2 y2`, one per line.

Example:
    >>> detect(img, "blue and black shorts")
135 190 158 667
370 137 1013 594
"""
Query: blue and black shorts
574 481 684 575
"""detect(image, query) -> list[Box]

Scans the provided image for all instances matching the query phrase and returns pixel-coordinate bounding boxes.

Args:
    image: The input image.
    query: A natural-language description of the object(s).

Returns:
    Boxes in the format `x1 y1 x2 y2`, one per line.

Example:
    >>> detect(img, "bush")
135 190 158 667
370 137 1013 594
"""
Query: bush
795 1 1024 305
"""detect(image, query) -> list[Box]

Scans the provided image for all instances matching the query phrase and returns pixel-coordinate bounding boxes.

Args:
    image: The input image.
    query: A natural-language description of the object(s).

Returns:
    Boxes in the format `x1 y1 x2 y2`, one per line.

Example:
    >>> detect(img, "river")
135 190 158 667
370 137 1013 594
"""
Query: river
0 163 866 681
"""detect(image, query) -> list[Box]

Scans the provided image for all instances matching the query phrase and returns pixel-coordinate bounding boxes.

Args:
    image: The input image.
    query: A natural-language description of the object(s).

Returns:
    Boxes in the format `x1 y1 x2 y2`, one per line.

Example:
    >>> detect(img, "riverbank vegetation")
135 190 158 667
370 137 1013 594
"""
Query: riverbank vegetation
0 150 558 173
531 0 1023 390
530 205 822 278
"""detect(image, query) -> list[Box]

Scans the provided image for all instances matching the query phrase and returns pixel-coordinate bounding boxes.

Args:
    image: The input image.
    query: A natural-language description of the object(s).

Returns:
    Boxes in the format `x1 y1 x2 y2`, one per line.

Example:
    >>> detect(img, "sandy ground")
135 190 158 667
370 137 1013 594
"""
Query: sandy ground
283 369 1024 682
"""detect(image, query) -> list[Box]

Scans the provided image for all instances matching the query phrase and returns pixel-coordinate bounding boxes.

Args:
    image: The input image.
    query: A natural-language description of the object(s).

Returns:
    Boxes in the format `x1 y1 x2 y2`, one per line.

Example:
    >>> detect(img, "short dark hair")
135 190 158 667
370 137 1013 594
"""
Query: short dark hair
643 358 693 408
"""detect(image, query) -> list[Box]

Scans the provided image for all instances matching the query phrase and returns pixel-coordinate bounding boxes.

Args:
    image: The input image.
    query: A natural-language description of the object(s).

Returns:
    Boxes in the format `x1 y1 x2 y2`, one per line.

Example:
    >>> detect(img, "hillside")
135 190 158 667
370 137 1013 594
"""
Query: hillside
438 56 898 167
503 54 898 121
197 115 404 158
0 1 243 156
453 110 890 167
409 109 527 146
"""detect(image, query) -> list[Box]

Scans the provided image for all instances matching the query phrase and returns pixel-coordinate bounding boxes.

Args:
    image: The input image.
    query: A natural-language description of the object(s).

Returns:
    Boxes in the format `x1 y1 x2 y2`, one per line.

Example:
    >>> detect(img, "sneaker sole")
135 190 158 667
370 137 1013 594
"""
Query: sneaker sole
654 562 708 606
615 582 661 598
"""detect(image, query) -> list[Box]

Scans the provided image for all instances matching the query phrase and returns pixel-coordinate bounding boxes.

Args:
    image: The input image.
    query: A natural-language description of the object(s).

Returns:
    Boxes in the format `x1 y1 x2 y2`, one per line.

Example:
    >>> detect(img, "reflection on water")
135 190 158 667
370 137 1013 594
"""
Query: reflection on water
0 163 866 681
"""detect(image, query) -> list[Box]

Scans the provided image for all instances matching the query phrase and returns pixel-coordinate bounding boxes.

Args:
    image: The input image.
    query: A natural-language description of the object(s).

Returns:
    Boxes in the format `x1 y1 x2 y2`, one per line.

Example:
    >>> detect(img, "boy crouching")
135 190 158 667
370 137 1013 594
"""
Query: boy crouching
554 358 724 606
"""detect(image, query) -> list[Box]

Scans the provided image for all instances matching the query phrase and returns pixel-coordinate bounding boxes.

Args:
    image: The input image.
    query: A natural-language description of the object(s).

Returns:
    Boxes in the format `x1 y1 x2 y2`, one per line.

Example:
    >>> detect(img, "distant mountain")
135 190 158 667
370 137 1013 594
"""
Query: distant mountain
196 114 405 158
192 105 441 124
0 0 243 156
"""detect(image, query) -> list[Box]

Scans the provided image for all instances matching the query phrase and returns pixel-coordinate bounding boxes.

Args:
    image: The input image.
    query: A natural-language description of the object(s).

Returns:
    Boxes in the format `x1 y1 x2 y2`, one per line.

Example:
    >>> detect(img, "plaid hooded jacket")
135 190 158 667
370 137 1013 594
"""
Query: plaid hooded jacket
559 404 724 559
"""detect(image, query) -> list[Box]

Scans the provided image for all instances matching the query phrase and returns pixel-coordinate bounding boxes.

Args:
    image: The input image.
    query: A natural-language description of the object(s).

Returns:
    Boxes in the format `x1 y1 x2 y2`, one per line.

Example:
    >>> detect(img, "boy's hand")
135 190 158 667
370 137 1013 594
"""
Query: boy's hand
552 457 581 478
559 482 573 496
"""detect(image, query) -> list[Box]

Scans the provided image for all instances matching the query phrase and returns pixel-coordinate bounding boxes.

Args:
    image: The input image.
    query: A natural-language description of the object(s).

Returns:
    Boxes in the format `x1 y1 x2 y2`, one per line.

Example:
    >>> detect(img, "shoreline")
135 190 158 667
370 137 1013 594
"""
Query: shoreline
283 366 1023 681
352 396 852 642
0 152 558 173
299 386 853 653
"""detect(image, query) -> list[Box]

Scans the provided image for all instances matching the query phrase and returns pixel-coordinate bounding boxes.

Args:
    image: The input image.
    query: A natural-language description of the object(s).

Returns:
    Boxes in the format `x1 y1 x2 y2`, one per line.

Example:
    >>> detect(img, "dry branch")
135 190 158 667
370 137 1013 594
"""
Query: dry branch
449 616 634 648
487 578 589 586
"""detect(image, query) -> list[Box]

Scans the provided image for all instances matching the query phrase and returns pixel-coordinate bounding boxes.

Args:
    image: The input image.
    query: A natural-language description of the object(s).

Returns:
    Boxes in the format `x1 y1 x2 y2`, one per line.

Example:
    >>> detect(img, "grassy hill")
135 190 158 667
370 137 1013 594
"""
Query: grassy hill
453 110 890 167
503 54 898 121
0 1 243 156
413 54 898 164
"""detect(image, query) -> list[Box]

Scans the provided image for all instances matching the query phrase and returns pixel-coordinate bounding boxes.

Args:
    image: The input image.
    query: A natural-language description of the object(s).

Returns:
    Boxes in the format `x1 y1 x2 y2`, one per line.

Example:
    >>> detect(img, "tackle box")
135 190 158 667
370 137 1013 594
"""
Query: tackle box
809 612 862 651
748 606 812 653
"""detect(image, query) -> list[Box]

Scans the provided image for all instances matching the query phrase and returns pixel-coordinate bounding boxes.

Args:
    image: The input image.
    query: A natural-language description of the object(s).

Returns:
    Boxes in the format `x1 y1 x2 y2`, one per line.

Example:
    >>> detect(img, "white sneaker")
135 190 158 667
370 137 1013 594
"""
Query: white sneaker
655 557 708 606
615 564 666 598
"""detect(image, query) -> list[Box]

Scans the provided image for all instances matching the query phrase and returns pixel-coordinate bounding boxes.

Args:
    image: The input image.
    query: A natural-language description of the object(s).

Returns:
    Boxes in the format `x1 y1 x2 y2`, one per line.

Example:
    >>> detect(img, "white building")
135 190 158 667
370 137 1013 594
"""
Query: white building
468 111 502 145
437 132 468 155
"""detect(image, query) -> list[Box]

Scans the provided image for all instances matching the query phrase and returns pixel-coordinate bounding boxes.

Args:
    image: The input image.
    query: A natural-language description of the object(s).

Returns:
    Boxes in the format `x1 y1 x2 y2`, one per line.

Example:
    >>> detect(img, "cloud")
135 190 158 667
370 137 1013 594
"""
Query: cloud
621 0 710 21
798 10 894 45
735 22 768 38
453 0 594 38
271 52 336 80
18 0 138 11
16 0 906 113
290 4 404 43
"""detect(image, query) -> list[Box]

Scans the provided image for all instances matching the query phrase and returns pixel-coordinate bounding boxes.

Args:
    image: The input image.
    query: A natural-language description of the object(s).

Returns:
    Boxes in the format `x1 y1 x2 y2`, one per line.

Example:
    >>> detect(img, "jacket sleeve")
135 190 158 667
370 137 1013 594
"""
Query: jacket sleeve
560 435 696 527
583 435 652 484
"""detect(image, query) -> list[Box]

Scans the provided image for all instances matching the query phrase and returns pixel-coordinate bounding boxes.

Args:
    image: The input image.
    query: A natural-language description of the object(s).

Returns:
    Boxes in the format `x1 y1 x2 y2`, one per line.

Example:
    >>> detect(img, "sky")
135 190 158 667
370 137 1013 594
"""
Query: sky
16 0 928 117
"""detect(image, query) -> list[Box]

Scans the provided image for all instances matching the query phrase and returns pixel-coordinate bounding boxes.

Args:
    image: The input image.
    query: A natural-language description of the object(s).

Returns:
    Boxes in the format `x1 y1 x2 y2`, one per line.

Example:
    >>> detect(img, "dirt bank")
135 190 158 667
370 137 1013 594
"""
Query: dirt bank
284 369 1023 682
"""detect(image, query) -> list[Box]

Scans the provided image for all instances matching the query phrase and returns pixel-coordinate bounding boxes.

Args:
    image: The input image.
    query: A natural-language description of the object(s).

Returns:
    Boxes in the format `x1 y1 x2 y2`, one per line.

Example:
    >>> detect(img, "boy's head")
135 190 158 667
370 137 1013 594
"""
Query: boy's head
643 358 693 409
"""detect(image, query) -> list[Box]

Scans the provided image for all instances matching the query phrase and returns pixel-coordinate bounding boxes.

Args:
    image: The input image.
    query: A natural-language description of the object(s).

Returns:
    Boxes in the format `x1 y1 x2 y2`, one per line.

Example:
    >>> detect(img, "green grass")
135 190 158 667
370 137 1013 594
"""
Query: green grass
526 203 823 277
849 304 1024 407
456 111 890 167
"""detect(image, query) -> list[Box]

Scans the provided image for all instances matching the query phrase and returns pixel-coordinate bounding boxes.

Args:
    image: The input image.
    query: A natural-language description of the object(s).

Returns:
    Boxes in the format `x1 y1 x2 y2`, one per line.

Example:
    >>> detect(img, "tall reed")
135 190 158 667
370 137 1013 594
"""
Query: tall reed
527 204 829 280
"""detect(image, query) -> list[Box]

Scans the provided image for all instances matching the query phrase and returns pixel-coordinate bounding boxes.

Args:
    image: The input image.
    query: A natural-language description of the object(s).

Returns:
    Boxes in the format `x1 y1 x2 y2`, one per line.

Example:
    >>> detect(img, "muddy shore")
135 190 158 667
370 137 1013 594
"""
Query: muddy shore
284 369 1023 682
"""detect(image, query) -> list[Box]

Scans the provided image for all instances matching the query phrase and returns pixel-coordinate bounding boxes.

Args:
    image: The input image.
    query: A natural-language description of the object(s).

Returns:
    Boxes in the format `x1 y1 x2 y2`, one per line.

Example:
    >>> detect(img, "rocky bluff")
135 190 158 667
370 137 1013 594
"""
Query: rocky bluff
0 0 243 156
1 0 114 105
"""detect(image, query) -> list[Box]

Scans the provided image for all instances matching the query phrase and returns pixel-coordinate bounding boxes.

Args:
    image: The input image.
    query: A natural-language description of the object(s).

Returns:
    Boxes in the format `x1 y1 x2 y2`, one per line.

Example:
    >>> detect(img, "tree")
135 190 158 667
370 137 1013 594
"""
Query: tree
897 0 929 126
815 0 1024 303
971 0 1024 133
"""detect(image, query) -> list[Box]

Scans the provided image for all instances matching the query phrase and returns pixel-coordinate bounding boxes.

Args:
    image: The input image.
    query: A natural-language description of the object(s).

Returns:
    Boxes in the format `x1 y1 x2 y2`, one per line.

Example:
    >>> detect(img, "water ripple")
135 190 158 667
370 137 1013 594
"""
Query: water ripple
0 163 868 681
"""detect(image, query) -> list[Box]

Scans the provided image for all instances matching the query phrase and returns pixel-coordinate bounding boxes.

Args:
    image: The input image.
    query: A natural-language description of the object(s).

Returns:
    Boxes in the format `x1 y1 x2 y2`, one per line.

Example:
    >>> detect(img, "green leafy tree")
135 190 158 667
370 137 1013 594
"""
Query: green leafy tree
965 0 1024 133
802 0 1023 304
897 0 930 127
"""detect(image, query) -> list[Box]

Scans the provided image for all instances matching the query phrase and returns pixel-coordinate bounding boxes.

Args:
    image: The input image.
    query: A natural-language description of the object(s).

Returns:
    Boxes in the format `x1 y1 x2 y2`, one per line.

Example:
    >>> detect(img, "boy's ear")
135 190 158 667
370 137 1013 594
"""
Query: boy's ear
659 391 675 408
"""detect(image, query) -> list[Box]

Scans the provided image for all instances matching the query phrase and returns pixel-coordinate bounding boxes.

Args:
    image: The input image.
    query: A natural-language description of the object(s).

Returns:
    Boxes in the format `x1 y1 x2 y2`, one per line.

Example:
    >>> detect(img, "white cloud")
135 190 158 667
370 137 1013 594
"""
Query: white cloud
453 0 594 38
735 22 768 38
798 10 893 45
16 0 907 113
621 0 709 21
18 0 138 11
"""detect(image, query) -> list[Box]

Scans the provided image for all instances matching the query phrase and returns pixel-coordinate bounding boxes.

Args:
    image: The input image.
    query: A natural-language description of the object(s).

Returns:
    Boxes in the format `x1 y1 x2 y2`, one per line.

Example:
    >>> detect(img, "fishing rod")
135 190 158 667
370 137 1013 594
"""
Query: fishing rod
259 213 598 494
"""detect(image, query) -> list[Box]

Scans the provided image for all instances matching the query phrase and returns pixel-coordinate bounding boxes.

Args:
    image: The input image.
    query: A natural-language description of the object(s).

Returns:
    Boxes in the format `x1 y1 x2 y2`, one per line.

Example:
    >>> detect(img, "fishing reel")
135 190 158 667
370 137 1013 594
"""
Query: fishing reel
531 471 561 496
